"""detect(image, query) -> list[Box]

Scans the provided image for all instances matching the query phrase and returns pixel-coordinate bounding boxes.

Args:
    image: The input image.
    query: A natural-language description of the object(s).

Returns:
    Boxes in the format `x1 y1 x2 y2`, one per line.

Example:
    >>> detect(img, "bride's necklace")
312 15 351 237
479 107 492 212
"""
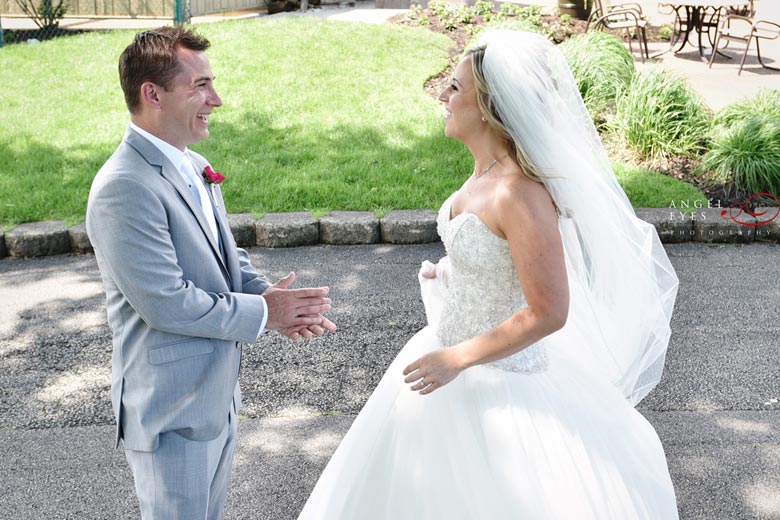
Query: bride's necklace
465 155 507 197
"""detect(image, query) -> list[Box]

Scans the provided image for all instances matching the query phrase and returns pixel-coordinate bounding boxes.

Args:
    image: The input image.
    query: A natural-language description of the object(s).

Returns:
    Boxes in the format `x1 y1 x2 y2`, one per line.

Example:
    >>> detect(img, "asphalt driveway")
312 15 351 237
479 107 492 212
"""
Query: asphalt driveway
1 242 779 519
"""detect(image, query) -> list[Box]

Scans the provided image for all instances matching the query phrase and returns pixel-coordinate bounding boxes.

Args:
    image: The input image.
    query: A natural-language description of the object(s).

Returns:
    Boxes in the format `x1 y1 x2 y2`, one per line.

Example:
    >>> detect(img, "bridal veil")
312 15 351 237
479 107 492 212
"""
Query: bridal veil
478 30 679 404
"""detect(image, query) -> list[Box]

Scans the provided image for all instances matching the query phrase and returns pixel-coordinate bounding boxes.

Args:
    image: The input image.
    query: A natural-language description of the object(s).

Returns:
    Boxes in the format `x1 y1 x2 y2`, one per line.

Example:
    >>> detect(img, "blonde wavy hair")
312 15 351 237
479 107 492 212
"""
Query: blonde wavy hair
466 45 543 183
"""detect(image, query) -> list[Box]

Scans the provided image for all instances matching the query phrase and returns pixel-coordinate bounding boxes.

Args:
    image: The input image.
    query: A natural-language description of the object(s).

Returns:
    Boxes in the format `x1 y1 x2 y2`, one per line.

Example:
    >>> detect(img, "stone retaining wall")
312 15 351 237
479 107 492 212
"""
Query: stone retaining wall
2 207 778 259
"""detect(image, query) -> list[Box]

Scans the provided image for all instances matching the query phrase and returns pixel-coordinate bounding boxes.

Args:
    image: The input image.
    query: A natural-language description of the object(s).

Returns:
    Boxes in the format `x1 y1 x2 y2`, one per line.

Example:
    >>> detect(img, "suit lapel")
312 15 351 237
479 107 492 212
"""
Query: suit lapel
188 154 240 288
210 194 242 292
124 129 230 279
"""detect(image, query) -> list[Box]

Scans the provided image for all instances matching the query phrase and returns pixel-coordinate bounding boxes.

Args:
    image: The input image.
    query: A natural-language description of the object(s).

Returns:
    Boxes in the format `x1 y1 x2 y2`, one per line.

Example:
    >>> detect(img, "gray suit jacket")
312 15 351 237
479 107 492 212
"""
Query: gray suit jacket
87 128 270 452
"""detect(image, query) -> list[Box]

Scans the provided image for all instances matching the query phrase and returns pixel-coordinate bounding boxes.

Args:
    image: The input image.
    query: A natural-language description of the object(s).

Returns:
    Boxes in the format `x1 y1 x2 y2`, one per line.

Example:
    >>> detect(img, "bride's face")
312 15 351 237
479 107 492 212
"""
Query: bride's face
438 57 484 143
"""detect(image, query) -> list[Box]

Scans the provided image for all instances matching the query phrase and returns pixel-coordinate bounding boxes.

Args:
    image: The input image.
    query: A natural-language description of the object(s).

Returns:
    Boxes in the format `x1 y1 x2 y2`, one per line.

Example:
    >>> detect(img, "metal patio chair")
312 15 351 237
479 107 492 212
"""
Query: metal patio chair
586 0 650 62
709 0 780 74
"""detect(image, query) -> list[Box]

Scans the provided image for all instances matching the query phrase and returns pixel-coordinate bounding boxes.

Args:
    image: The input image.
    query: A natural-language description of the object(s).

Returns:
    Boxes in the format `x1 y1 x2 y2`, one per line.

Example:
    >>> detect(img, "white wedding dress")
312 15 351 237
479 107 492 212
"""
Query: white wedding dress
298 193 679 519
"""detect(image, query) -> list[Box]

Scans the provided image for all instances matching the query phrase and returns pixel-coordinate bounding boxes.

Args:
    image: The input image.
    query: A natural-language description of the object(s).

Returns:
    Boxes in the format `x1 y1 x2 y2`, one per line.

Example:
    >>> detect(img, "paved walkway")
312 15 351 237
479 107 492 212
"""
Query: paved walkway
1 242 779 519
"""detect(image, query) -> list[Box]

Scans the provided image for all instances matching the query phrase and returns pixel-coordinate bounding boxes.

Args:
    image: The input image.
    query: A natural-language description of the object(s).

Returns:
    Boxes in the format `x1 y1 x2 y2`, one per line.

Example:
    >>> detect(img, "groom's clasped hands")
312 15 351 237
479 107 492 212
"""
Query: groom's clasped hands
263 272 337 340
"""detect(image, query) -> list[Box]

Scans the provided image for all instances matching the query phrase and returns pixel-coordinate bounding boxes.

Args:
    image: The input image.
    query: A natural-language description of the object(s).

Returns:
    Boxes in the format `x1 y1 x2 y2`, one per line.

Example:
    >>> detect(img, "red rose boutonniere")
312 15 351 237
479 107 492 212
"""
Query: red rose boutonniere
203 165 225 185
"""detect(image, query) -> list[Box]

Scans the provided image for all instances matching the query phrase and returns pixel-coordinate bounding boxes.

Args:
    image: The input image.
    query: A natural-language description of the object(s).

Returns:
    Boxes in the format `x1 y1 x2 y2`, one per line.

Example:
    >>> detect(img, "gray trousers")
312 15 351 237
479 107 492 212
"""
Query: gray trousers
124 409 238 520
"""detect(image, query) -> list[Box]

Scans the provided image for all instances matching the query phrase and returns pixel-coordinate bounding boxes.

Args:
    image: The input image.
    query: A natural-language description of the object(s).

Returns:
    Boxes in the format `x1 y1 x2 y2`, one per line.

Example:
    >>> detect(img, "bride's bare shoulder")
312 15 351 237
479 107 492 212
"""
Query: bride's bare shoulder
493 170 556 222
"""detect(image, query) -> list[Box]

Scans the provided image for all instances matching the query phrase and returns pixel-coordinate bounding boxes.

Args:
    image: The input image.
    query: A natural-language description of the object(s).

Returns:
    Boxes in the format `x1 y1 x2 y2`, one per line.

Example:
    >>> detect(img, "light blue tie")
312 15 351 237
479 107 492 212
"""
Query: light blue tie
186 170 202 206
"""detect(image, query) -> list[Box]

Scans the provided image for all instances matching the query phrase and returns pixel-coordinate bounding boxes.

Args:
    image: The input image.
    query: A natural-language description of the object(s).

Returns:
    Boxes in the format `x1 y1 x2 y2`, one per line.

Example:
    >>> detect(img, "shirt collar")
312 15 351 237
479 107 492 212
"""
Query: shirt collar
129 122 191 174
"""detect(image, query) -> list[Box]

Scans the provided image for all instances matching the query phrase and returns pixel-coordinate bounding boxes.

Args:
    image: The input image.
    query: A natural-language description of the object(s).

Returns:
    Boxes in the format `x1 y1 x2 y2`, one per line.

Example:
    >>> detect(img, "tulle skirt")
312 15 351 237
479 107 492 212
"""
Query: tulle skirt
298 326 679 519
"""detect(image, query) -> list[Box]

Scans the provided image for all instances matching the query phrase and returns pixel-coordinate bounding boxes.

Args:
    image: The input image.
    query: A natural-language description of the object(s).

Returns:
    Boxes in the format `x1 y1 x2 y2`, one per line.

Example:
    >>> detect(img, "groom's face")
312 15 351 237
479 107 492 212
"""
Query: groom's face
156 46 222 150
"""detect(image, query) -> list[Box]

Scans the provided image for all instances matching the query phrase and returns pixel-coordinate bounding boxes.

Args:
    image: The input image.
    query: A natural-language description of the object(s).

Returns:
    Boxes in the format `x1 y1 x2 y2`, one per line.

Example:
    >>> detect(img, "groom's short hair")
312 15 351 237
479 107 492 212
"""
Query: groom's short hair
119 25 210 114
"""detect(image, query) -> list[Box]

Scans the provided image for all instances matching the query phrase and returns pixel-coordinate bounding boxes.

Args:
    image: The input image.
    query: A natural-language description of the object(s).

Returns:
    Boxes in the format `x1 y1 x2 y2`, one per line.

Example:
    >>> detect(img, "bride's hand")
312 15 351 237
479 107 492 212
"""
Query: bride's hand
420 257 451 282
403 348 465 395
420 260 437 279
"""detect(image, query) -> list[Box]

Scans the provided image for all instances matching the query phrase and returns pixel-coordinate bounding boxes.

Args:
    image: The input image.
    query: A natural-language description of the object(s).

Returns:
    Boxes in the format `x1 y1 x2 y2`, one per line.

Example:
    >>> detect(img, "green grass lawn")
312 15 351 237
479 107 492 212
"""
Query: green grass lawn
614 163 708 212
0 17 705 228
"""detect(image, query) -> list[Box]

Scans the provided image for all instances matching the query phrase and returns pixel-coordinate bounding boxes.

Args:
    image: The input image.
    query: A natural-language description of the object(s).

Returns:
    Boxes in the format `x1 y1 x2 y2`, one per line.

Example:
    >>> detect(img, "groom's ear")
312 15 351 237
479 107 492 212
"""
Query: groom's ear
140 82 162 110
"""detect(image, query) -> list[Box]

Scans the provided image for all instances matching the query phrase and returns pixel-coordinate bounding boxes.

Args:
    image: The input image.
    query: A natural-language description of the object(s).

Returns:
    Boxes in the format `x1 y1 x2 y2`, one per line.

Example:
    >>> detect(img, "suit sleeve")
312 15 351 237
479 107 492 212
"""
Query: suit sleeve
87 176 264 343
236 246 271 295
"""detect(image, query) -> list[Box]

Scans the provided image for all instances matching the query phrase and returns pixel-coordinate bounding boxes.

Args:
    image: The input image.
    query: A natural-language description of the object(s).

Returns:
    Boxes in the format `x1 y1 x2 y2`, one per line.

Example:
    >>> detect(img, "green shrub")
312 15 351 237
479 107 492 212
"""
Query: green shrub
499 2 524 17
658 25 673 41
518 4 543 23
492 3 541 22
483 17 542 35
473 0 493 16
712 88 780 134
698 115 780 196
428 0 455 18
15 0 68 34
406 2 424 20
611 69 711 161
457 4 474 24
559 32 635 127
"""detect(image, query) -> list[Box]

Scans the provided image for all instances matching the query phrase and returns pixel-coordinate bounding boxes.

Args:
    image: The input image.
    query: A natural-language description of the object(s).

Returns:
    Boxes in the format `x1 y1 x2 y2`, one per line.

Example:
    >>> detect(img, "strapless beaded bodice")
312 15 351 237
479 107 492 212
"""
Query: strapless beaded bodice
435 194 548 374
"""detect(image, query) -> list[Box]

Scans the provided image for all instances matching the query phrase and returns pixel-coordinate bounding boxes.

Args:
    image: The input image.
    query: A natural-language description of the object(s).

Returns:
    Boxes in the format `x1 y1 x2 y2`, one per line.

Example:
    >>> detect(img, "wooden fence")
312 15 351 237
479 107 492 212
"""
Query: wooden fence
0 0 262 18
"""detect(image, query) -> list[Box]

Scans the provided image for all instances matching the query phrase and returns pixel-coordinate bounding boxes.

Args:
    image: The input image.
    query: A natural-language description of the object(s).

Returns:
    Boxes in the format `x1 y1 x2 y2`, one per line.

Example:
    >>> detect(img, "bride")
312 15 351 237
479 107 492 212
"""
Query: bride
298 30 680 519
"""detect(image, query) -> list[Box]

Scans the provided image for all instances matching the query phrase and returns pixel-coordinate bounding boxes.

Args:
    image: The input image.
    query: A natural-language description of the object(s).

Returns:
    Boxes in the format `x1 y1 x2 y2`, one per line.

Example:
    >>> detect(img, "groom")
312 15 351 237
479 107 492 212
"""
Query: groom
86 26 334 519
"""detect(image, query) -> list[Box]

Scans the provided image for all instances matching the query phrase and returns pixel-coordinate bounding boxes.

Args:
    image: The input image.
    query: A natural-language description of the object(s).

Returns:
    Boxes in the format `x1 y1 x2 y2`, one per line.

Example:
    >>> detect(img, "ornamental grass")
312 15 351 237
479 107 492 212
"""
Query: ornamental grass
559 31 636 129
698 115 780 197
